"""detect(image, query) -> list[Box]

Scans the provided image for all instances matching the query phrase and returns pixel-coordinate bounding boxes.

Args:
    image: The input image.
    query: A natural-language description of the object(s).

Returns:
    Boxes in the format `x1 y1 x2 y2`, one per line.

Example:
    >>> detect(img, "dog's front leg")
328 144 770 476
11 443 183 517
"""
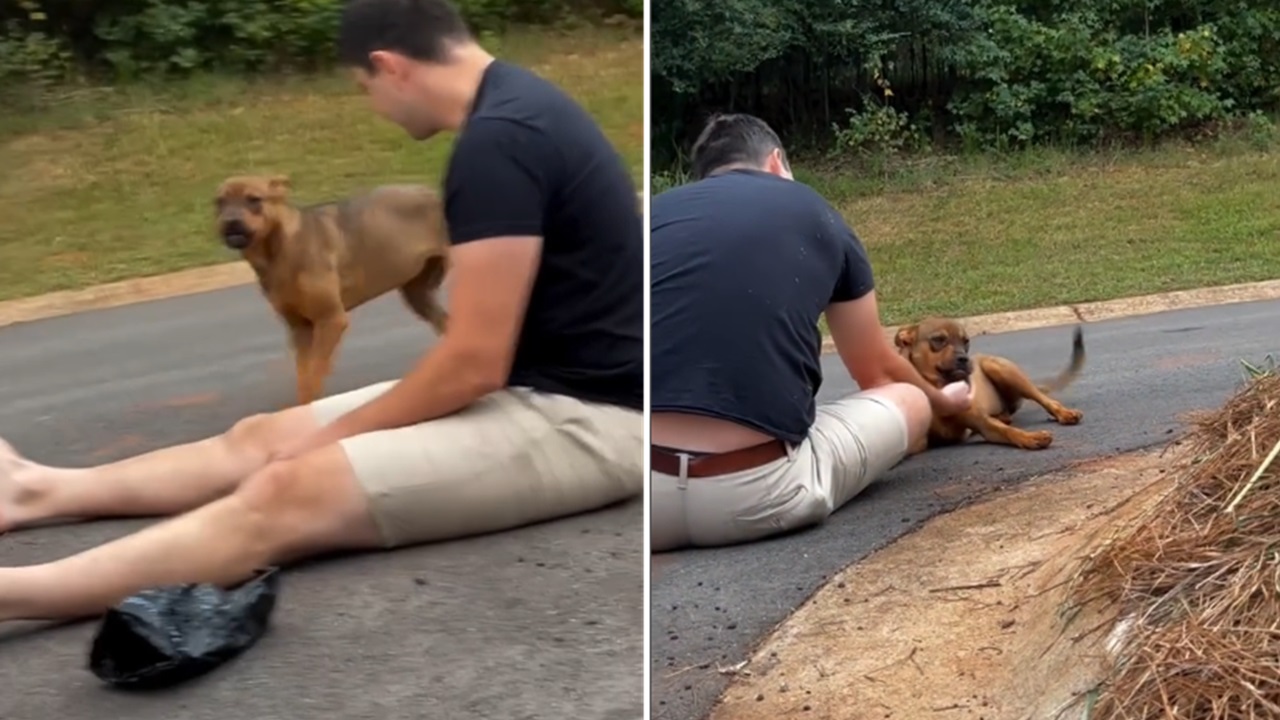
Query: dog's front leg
968 413 1053 450
287 321 316 406
307 312 351 402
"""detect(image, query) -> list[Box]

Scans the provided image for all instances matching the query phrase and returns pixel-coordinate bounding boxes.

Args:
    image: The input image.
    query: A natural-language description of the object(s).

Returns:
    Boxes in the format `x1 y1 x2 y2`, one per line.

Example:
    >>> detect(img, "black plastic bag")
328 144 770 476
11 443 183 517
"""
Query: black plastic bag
87 567 282 690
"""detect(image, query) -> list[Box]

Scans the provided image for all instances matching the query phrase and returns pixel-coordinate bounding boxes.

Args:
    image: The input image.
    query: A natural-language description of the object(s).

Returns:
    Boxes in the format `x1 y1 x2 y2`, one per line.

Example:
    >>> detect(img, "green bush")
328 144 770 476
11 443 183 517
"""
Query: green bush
652 0 1280 163
88 0 343 78
0 0 640 84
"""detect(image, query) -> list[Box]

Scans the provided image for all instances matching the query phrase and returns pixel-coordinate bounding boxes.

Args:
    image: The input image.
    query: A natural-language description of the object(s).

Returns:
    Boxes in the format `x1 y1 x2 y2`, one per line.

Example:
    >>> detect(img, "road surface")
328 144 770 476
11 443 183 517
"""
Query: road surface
0 286 643 720
650 298 1280 720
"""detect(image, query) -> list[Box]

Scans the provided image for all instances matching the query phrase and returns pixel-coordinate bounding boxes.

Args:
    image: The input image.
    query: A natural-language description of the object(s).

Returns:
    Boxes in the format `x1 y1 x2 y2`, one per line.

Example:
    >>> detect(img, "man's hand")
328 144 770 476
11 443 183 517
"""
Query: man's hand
316 235 543 438
824 291 971 417
936 380 974 416
268 423 350 464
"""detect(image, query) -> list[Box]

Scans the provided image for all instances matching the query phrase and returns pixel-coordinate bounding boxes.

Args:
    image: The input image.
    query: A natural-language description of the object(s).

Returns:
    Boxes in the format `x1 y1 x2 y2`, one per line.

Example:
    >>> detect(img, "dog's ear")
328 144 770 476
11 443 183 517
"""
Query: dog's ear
894 325 918 350
266 175 291 199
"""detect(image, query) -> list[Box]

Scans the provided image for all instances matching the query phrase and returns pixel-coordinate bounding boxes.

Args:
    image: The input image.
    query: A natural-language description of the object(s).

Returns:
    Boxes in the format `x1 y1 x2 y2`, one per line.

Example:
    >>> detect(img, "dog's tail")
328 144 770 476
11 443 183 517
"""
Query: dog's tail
1038 325 1086 393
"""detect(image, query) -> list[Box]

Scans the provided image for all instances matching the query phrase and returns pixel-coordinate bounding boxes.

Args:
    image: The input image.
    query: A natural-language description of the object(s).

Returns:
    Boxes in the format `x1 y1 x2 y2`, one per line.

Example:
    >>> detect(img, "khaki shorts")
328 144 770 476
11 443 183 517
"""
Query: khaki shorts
311 382 644 548
650 392 910 552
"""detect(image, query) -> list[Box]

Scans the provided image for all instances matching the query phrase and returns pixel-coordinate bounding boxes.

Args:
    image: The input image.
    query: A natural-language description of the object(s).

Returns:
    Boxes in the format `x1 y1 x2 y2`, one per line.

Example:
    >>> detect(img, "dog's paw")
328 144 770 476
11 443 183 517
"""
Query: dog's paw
1018 430 1054 450
1055 408 1083 425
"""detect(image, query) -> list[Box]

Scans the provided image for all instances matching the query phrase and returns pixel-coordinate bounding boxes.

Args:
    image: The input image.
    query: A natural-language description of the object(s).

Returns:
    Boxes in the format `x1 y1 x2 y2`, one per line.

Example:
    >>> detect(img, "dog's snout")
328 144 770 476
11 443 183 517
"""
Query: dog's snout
955 354 971 368
220 216 253 250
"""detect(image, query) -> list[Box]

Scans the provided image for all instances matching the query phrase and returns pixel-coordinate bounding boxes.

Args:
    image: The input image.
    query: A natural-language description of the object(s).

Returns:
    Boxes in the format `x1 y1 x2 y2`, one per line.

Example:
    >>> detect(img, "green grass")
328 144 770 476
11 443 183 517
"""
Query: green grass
654 130 1280 327
0 24 643 301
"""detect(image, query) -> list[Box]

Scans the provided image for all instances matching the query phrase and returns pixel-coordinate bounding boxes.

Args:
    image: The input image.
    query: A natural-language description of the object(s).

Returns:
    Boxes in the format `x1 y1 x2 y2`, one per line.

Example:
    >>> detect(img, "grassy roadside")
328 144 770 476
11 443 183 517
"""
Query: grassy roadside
0 24 643 302
655 131 1280 327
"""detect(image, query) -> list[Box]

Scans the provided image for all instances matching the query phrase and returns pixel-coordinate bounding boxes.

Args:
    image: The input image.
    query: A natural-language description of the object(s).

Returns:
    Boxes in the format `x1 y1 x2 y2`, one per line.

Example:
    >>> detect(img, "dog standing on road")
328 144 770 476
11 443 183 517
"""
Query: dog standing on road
896 317 1086 453
215 175 450 405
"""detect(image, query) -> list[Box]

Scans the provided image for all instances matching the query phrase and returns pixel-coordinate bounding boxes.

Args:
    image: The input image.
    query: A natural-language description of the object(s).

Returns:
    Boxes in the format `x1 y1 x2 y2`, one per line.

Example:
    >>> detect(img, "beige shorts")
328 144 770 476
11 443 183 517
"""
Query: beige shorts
311 382 644 548
650 392 910 552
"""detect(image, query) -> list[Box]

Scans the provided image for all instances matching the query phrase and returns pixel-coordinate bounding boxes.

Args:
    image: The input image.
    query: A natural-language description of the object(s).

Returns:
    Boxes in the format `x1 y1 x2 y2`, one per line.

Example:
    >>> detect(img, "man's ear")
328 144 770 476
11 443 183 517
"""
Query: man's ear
369 50 407 79
763 147 791 178
894 325 918 350
267 175 291 199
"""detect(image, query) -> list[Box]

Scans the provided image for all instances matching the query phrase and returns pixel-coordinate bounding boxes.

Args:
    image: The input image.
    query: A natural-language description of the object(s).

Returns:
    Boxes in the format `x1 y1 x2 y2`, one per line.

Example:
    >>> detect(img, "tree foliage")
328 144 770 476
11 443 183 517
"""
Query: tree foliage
652 0 1280 162
0 0 640 84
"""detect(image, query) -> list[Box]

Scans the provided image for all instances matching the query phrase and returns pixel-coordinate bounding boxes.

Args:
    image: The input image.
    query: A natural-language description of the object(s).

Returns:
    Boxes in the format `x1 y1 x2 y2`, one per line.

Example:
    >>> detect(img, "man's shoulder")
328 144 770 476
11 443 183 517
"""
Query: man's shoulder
652 180 700 211
456 62 619 177
469 61 583 130
653 172 835 224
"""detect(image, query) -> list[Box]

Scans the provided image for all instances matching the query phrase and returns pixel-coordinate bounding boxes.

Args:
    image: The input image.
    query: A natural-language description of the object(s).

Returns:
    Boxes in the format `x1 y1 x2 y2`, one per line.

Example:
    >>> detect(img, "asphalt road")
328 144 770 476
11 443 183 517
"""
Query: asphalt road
0 287 642 720
650 297 1280 720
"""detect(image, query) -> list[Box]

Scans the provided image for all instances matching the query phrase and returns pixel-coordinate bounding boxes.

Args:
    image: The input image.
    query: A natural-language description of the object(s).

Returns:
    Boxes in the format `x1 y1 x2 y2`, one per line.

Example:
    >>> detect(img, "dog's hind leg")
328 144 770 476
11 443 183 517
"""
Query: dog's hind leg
967 413 1054 450
398 259 449 336
979 356 1083 426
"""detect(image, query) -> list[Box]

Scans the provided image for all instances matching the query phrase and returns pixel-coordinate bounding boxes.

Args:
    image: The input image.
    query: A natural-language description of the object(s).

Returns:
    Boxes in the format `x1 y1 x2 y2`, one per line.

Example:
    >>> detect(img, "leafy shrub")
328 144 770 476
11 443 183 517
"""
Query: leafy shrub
0 1 74 106
0 0 639 84
652 0 1280 163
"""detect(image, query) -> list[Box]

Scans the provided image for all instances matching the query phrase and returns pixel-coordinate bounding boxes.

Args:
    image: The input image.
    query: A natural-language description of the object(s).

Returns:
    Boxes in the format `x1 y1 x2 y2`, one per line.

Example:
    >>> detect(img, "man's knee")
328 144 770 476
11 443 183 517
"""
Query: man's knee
224 408 316 460
226 459 327 558
225 414 272 454
232 446 380 551
863 382 932 440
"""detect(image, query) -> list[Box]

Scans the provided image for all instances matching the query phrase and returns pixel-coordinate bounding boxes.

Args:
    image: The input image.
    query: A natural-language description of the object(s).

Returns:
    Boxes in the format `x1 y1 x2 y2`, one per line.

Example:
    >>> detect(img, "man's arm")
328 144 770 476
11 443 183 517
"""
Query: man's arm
276 119 550 457
818 201 966 417
824 292 959 414
324 236 541 436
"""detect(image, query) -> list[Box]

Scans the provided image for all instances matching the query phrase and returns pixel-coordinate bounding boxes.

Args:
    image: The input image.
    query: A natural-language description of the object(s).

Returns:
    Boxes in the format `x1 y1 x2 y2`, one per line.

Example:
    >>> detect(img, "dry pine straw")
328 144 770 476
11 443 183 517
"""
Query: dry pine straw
1064 370 1280 720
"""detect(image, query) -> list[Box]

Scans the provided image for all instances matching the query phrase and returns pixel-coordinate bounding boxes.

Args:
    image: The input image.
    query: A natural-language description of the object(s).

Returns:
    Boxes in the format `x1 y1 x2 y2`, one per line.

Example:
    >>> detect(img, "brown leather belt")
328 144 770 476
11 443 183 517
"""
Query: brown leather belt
650 440 788 478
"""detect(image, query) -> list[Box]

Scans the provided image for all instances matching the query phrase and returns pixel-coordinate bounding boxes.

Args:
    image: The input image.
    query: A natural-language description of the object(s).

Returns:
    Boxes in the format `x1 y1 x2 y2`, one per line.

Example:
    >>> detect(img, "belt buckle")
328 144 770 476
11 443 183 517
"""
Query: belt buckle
676 451 691 488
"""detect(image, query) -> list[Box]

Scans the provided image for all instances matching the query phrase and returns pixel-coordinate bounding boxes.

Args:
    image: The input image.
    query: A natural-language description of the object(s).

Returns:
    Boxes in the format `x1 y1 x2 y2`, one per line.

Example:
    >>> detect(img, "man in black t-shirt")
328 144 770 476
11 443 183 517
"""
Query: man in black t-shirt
0 0 642 623
650 113 970 552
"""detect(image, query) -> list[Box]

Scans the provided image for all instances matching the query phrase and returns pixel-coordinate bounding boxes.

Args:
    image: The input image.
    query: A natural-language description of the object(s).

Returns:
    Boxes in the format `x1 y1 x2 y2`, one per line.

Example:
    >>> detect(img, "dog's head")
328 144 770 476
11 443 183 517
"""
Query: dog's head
214 175 292 251
895 317 972 387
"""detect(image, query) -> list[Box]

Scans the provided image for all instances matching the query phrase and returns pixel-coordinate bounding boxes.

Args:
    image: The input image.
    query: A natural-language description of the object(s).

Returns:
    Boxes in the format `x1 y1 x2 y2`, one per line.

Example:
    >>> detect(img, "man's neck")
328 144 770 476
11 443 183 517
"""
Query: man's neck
706 163 767 178
434 43 497 131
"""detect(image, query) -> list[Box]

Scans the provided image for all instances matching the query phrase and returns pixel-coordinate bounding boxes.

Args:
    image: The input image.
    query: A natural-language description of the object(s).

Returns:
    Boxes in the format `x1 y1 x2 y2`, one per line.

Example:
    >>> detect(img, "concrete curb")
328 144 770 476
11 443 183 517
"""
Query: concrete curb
0 263 257 329
0 192 650 329
820 278 1280 354
0 258 1276 337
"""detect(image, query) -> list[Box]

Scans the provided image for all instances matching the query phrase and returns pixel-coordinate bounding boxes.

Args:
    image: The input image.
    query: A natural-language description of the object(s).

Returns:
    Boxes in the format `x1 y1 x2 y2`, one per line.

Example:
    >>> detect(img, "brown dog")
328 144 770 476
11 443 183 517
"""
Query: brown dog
896 318 1086 453
215 175 450 405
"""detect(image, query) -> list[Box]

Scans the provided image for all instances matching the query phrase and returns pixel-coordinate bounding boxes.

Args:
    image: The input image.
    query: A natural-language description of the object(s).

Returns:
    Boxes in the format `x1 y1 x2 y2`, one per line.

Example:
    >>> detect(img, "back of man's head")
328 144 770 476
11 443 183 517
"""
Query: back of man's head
689 113 791 180
338 0 472 70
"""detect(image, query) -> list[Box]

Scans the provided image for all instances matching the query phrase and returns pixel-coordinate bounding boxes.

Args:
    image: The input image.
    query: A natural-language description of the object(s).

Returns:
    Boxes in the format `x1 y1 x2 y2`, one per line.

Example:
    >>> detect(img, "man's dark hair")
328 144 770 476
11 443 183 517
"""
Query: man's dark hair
338 0 472 71
688 113 790 180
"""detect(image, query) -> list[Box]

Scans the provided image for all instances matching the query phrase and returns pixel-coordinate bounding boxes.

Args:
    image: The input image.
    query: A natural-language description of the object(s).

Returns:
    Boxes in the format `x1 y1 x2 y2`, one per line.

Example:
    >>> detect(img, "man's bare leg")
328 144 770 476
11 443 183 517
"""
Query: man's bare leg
0 443 382 622
0 406 322 532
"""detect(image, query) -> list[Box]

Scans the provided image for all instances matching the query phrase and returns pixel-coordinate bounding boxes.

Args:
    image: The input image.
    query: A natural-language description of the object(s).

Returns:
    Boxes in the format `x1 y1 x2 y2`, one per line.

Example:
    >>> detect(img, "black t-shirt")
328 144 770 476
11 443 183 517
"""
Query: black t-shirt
442 60 643 411
650 169 876 444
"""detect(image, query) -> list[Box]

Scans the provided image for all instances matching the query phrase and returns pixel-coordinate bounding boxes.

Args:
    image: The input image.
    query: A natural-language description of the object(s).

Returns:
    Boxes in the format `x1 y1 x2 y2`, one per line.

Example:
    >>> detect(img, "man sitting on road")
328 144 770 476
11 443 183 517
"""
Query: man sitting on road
649 113 971 552
0 0 643 622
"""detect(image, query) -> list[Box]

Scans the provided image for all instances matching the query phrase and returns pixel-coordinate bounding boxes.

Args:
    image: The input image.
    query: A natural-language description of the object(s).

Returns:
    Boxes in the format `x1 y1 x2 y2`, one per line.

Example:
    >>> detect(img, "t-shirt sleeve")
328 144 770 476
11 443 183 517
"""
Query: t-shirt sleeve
825 204 876 303
443 118 556 245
